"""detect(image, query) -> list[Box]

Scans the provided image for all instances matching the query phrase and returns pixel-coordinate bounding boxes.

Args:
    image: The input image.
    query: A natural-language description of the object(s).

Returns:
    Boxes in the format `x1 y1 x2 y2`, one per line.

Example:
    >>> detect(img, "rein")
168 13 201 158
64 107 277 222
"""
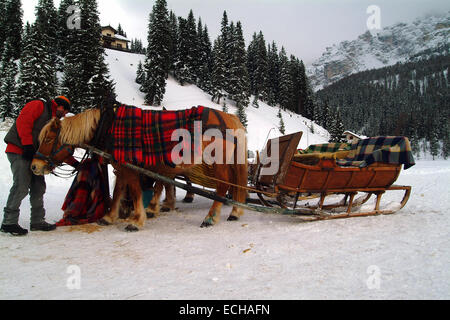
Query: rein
34 126 75 175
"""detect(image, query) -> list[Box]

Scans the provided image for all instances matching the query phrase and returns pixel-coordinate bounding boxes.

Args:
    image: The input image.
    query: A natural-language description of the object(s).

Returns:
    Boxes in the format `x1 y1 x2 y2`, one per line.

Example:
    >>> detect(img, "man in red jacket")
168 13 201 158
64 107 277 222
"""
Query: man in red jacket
1 96 79 236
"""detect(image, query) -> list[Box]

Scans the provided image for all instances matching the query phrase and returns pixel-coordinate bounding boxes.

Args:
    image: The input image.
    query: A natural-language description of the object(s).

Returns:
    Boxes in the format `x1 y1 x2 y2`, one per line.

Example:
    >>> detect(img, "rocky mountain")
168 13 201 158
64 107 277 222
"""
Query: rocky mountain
307 12 450 91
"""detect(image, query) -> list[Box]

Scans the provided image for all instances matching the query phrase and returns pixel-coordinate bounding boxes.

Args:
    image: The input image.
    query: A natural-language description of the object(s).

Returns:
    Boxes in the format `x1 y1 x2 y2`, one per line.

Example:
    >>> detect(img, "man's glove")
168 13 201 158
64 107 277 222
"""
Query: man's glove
22 145 36 161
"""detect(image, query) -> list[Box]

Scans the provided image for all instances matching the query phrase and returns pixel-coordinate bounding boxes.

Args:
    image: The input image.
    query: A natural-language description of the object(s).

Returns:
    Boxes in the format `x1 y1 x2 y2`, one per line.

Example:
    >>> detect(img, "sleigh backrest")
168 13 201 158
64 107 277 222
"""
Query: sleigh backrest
256 131 303 187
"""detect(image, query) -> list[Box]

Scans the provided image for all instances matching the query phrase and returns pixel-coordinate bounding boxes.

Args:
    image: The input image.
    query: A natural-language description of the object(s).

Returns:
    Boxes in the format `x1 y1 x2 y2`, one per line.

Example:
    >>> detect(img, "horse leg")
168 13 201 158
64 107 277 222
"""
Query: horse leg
161 183 176 212
201 165 230 228
182 179 194 203
146 180 164 218
125 173 146 232
99 169 125 226
228 163 247 221
183 191 195 203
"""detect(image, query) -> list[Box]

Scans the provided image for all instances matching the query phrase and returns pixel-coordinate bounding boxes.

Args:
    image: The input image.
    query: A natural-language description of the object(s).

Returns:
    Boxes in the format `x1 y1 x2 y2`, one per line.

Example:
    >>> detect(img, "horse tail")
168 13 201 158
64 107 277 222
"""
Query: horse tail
229 118 248 208
231 136 248 206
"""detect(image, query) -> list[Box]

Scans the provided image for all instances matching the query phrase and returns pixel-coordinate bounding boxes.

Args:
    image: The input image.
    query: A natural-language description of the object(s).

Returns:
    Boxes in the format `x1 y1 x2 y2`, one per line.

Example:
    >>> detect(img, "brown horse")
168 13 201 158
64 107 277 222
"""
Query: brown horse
31 108 248 232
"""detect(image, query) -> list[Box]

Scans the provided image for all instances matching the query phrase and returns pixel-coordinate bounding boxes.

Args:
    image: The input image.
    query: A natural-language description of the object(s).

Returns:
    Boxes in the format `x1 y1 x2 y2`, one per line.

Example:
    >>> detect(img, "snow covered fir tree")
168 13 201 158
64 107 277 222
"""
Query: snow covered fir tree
140 0 171 106
0 0 116 117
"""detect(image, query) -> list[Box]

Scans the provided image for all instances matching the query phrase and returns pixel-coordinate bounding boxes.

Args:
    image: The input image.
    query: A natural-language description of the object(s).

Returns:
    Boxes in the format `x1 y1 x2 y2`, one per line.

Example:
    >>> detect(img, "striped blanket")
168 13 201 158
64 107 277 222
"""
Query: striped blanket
57 159 107 226
109 105 206 167
298 142 351 154
336 136 416 170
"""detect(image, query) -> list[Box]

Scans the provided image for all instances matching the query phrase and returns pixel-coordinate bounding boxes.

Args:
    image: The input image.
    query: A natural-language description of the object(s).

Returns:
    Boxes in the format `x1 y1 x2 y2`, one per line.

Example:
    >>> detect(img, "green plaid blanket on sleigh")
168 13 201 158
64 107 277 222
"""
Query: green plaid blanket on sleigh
336 136 416 170
298 142 351 154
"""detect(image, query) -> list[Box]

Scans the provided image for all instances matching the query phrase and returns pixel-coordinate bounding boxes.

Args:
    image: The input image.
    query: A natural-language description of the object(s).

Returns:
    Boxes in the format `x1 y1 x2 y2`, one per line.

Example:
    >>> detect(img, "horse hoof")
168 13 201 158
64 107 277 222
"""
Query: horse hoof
125 225 139 232
200 221 213 228
97 219 111 226
146 212 155 219
183 197 194 203
161 207 171 213
227 216 239 222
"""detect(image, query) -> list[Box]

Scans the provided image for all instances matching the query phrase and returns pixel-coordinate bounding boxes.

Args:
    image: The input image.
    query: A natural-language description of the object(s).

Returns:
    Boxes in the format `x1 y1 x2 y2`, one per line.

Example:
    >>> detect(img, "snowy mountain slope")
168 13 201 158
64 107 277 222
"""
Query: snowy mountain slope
104 49 329 153
307 13 450 91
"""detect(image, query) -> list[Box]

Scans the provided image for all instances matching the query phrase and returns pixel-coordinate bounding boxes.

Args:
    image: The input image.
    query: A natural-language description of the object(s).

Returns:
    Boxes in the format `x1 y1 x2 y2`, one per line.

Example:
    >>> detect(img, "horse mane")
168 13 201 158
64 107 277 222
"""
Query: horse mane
40 109 101 145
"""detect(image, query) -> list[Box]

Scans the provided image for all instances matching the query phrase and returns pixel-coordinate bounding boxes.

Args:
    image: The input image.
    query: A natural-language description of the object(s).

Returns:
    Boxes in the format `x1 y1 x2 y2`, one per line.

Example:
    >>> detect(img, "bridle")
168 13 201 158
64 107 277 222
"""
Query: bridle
34 126 75 173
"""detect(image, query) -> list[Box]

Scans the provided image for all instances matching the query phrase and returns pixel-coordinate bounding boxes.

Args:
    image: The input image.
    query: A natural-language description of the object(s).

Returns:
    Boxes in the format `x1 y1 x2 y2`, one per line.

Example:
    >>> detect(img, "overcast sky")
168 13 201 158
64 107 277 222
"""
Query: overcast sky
22 0 450 64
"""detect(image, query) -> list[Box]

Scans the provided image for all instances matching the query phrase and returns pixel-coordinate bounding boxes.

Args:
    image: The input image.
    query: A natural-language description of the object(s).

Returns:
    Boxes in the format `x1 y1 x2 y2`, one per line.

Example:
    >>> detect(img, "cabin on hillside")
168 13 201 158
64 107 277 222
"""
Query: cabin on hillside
101 26 130 51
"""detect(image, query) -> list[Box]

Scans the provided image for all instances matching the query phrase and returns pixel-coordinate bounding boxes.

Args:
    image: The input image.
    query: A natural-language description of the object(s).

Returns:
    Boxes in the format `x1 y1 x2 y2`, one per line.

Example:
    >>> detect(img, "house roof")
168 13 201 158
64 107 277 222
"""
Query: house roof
102 25 118 33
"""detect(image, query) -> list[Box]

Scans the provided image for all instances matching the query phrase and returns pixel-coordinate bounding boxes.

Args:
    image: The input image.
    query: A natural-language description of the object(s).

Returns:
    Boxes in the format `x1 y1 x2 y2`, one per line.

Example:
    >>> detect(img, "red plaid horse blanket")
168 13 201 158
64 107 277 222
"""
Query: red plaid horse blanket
56 160 107 227
109 105 206 167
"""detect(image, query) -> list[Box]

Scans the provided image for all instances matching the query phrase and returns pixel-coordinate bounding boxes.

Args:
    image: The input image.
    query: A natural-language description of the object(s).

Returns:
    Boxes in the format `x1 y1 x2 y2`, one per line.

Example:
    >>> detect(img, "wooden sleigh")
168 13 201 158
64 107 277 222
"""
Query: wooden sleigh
81 131 412 223
248 132 412 221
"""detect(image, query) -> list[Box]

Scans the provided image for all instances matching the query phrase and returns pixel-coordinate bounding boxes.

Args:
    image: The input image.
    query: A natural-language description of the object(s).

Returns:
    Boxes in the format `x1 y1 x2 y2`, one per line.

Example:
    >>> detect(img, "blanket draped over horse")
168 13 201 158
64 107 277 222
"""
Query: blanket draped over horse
57 159 108 226
109 105 216 167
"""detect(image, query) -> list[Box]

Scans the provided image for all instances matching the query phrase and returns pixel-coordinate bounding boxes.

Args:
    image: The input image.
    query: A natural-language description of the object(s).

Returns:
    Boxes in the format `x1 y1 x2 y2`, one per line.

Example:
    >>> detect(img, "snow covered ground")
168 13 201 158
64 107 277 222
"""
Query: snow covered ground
0 49 448 300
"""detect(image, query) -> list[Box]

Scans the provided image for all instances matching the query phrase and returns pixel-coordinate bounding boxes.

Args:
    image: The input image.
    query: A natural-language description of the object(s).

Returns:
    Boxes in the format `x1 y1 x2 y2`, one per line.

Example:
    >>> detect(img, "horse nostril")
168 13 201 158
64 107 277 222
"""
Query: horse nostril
31 165 36 171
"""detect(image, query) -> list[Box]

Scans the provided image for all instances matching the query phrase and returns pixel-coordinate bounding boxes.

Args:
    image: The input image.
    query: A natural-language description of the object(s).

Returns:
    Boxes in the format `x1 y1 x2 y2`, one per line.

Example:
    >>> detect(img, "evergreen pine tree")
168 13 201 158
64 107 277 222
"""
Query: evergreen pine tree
0 38 19 120
89 54 116 108
211 37 227 103
329 108 345 143
2 0 23 60
16 22 35 106
136 60 145 85
220 11 231 91
34 0 58 64
16 21 57 102
168 10 178 72
266 41 280 106
0 0 6 57
227 21 250 109
174 11 197 85
247 33 258 97
278 47 293 110
236 103 248 129
142 0 170 106
277 108 285 135
57 0 76 59
196 20 212 92
61 0 114 112
253 32 268 103
222 100 228 113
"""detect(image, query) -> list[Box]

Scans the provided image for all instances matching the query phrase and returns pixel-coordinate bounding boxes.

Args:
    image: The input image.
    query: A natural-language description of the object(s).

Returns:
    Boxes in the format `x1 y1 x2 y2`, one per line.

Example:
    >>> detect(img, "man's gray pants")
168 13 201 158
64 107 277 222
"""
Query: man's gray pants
2 153 46 226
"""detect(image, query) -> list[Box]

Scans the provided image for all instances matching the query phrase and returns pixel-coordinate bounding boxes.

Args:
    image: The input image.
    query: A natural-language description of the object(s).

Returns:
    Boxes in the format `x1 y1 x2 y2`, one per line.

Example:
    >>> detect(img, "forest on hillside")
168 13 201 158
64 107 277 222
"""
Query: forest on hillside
0 0 317 133
137 0 315 129
315 49 450 159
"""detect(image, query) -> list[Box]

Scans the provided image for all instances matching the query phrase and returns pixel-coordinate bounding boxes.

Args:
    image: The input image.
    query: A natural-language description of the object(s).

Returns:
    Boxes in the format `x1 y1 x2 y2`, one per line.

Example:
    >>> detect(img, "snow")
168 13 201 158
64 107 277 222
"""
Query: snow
114 34 129 42
1 49 449 300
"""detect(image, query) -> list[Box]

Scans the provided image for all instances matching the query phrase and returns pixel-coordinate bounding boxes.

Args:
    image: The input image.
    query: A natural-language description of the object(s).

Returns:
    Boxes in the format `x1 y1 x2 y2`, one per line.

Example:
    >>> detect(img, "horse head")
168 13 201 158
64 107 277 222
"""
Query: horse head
31 117 75 176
